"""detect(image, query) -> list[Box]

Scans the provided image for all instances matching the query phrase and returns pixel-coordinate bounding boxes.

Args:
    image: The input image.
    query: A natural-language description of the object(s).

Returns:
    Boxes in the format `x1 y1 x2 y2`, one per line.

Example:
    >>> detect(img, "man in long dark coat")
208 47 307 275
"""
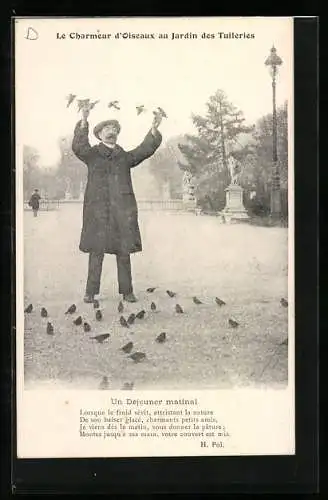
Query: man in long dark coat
72 106 162 303
28 189 41 217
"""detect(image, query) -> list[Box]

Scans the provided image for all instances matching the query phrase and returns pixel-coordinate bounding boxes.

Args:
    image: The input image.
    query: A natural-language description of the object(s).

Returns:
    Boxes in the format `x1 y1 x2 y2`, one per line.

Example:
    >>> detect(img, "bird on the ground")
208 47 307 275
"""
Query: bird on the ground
118 301 124 313
90 333 110 343
280 338 288 346
77 98 90 112
146 287 156 293
41 307 48 318
193 296 203 305
46 322 54 335
129 352 146 363
66 93 76 108
65 304 76 314
150 302 157 311
156 332 166 343
215 297 226 306
24 304 33 313
108 100 120 110
121 341 133 354
89 100 99 110
96 309 102 321
83 322 91 332
136 105 146 115
228 318 239 328
136 310 145 320
122 382 134 390
166 290 176 298
153 106 167 118
280 298 288 308
93 299 100 309
127 313 136 325
120 316 129 328
175 304 184 314
73 316 83 326
99 376 109 390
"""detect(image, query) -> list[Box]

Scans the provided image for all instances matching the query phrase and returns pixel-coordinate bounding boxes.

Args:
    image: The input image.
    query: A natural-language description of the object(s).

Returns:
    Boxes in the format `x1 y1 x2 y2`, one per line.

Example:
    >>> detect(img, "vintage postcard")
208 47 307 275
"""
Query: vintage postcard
15 16 295 458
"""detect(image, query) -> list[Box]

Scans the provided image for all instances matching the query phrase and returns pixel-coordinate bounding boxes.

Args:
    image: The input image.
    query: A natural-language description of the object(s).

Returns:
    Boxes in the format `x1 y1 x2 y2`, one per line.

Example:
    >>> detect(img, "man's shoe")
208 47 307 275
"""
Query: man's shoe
84 294 95 304
123 293 137 303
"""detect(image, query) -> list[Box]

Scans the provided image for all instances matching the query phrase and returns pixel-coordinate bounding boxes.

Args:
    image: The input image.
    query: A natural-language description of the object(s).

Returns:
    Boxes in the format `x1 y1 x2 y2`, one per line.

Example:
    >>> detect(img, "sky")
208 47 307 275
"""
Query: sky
15 17 293 167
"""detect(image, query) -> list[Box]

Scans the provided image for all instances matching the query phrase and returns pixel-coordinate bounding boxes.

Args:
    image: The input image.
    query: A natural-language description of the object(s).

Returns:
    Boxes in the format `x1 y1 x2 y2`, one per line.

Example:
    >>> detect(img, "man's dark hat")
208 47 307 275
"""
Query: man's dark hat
93 120 121 140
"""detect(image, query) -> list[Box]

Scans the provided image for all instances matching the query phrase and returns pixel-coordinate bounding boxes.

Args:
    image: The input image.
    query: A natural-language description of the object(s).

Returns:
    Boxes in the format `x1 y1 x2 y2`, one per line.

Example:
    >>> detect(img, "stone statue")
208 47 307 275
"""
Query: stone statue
227 155 240 185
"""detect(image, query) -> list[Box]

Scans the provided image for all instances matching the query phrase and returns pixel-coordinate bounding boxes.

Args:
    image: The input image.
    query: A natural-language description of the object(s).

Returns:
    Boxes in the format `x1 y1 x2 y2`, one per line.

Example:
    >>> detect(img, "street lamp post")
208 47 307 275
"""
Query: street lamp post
265 46 283 219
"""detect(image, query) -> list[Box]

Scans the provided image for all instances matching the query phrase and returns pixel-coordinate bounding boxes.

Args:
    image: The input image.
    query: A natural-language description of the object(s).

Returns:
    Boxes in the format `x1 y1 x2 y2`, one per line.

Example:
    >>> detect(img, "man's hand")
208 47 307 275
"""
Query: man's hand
81 106 90 127
151 113 162 135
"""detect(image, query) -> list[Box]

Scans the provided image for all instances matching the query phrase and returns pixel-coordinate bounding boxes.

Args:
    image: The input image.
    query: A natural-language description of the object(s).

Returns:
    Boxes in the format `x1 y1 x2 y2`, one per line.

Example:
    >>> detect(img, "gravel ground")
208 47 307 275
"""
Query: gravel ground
23 204 289 390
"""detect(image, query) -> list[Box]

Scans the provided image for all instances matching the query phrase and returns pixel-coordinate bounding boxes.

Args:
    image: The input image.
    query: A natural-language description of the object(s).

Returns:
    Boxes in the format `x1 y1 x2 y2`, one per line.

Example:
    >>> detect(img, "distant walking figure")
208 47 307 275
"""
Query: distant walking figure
72 105 163 304
28 189 41 217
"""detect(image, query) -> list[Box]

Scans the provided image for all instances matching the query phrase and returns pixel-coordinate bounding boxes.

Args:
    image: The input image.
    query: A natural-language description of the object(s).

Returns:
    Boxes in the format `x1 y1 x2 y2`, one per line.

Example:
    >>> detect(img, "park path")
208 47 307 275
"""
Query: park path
22 205 289 390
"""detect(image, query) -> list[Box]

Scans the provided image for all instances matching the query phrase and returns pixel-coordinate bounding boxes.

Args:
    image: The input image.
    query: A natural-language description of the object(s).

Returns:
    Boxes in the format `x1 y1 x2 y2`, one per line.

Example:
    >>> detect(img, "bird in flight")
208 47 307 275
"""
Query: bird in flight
108 100 120 110
66 94 76 108
136 105 146 115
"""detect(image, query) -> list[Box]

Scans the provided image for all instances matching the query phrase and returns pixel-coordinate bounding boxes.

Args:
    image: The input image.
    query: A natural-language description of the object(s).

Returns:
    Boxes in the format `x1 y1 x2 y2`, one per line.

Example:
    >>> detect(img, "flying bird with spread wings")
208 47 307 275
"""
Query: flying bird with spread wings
136 105 146 115
66 94 77 108
108 100 120 110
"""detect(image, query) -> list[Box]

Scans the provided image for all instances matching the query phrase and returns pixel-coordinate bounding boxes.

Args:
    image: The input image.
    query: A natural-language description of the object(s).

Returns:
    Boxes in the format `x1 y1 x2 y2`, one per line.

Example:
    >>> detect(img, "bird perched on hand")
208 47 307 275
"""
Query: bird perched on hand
122 382 134 390
120 316 129 328
46 322 54 335
73 316 83 326
95 310 103 321
108 100 120 110
121 341 133 354
175 304 184 314
136 310 145 320
127 313 136 325
153 106 167 119
65 304 76 314
193 296 203 305
99 376 109 390
41 307 48 318
129 352 146 363
83 322 91 332
90 333 110 343
215 297 226 306
150 302 157 311
156 332 166 343
136 105 146 115
146 287 156 293
93 299 100 309
118 301 124 313
228 318 239 328
77 99 90 112
66 93 76 108
89 100 99 110
166 290 176 298
280 298 288 308
24 304 33 313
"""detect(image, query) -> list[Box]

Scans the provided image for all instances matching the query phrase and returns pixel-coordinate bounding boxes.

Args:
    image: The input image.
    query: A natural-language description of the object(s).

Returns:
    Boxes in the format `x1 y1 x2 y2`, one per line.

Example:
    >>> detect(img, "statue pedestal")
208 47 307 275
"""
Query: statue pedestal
220 184 249 222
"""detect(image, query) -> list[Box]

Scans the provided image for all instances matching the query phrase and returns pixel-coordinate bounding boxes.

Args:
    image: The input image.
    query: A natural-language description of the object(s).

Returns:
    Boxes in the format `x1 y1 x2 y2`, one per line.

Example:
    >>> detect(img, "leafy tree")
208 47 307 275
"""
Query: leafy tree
178 89 255 210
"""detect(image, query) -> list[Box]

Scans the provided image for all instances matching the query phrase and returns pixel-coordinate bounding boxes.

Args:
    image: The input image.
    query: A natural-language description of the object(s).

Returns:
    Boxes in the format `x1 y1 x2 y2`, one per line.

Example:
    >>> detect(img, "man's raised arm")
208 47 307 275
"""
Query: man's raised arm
128 113 163 168
71 108 92 163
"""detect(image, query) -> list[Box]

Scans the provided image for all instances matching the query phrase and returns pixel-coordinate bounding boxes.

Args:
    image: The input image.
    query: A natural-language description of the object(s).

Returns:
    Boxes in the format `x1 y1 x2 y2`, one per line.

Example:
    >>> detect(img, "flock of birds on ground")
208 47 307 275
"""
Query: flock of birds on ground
65 94 168 120
24 289 288 390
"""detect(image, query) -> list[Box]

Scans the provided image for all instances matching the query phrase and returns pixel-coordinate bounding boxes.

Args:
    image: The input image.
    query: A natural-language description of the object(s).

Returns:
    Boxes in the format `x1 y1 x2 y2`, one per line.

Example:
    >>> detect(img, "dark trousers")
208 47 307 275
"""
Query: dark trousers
86 253 133 296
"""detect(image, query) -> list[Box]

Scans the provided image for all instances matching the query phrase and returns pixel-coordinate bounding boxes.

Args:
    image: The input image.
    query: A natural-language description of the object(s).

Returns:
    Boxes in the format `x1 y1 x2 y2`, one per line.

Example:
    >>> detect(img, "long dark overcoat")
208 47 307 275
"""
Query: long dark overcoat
72 120 162 255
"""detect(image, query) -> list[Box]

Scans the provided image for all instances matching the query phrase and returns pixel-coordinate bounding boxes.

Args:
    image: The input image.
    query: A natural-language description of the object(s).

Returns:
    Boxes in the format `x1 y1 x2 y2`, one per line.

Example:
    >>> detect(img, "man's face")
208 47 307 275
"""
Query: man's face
99 124 119 144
